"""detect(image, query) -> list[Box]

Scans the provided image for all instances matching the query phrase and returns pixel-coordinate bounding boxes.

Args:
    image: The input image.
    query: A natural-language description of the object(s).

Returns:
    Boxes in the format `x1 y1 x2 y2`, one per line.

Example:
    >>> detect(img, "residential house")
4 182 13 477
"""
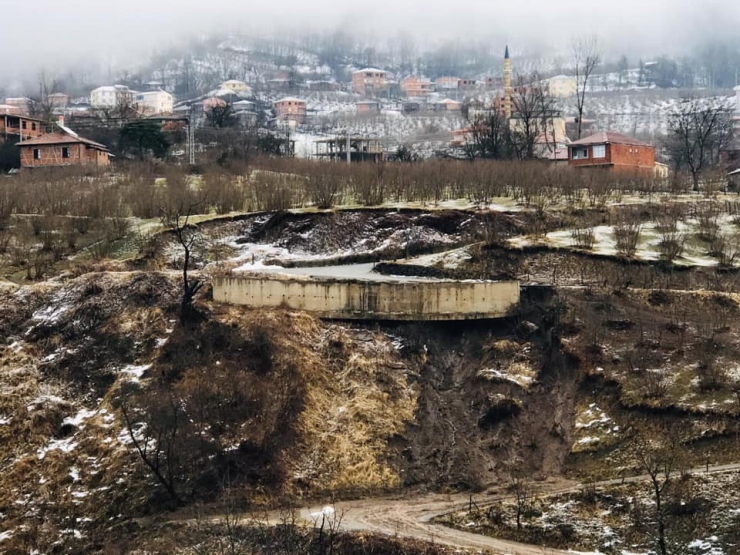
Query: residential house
16 118 110 169
433 98 462 111
90 85 136 110
568 132 656 173
4 97 32 114
544 75 577 98
458 79 478 92
356 100 380 115
351 68 389 97
401 76 432 98
136 90 174 115
221 80 250 95
233 100 257 128
485 76 504 89
274 97 306 126
435 77 460 90
1 113 46 144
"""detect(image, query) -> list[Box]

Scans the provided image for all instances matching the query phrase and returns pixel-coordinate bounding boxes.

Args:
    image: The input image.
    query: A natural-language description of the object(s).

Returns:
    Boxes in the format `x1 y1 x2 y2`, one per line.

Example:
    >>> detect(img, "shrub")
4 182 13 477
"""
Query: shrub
614 222 641 258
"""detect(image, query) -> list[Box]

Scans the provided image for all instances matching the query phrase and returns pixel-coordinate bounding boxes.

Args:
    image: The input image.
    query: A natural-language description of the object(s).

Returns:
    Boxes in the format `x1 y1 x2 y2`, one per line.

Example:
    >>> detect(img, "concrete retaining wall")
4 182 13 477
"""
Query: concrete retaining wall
213 275 519 320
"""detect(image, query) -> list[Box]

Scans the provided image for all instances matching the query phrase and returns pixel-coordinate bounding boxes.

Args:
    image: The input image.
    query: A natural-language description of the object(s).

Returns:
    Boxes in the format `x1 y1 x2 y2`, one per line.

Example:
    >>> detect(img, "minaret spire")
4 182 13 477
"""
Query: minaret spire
503 44 512 119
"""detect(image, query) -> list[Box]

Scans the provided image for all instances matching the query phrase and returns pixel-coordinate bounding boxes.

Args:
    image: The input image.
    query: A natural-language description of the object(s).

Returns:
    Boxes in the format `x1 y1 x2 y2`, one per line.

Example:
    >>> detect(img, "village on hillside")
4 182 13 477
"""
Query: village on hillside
1 39 739 182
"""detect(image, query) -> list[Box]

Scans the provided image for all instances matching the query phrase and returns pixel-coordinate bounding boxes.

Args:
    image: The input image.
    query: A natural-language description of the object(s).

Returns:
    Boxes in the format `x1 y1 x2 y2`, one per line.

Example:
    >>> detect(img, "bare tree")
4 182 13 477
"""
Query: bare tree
509 75 559 160
508 474 533 531
666 97 733 191
632 429 683 555
160 199 206 323
462 107 512 160
572 35 601 140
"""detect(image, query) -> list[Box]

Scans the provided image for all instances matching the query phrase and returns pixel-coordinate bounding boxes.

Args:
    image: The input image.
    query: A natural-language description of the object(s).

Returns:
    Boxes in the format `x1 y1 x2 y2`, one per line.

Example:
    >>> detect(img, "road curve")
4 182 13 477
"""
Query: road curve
298 463 740 555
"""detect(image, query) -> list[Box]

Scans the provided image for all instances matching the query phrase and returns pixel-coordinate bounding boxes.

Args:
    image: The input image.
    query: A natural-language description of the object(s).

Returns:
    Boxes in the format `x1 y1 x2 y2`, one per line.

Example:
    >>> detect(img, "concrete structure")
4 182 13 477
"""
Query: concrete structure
136 90 174 115
221 80 250 94
352 68 389 97
401 76 432 98
314 136 384 162
568 131 656 173
274 97 307 126
544 75 577 98
1 113 46 144
16 120 110 169
90 85 135 109
213 274 520 321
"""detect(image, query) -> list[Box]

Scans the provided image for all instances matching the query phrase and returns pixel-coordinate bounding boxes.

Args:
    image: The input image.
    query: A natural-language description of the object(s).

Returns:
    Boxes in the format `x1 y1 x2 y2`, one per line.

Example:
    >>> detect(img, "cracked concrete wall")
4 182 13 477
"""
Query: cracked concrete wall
213 276 520 320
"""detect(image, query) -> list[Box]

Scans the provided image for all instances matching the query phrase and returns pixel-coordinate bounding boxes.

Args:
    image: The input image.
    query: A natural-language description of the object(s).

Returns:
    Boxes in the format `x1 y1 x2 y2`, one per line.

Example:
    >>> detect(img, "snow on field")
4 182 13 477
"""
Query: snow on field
37 437 78 460
120 364 151 383
63 408 98 429
539 217 739 267
478 363 535 389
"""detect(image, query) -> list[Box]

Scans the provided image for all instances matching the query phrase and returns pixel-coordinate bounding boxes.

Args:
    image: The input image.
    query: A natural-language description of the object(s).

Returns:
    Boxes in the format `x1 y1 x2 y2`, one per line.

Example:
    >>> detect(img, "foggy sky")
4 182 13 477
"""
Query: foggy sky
3 0 739 87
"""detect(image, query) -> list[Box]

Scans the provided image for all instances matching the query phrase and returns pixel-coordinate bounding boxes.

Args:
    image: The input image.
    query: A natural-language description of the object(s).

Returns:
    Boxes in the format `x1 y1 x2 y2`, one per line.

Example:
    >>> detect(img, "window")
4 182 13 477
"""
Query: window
572 147 589 160
22 121 27 130
62 147 70 159
31 123 36 131
33 149 41 160
593 145 606 158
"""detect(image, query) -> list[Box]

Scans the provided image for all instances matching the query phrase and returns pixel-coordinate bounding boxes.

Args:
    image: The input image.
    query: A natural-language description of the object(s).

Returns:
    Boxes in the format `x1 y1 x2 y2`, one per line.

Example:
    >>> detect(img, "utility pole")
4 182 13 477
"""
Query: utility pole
187 118 195 166
346 131 351 165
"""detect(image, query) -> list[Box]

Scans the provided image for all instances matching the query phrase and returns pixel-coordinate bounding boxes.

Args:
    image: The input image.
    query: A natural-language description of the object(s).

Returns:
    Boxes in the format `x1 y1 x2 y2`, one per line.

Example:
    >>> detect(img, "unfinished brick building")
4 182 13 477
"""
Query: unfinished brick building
17 129 110 169
568 131 656 173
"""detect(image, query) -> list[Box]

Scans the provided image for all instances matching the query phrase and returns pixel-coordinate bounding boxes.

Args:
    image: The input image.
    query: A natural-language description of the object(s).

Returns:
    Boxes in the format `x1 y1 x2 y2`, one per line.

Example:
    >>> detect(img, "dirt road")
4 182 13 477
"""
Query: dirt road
298 463 740 555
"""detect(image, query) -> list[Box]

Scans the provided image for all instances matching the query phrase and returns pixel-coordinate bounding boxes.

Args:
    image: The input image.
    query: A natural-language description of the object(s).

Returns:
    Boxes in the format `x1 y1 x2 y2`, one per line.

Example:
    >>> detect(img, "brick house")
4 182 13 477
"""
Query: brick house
356 100 380 115
401 76 432 98
568 132 656 172
351 68 388 97
16 124 110 169
274 97 307 126
458 79 478 91
1 113 47 144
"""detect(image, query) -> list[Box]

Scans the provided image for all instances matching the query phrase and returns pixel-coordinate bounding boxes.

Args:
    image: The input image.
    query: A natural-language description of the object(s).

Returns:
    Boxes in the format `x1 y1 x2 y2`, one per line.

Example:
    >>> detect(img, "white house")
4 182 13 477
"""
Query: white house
90 85 136 109
221 80 250 95
136 90 174 115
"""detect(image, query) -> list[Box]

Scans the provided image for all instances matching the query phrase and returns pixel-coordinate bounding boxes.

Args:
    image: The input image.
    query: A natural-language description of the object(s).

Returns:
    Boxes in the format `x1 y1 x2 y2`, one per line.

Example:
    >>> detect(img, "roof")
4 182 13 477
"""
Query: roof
16 131 109 151
569 131 652 148
222 79 247 85
353 68 387 74
438 98 462 104
275 97 305 104
1 113 46 123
